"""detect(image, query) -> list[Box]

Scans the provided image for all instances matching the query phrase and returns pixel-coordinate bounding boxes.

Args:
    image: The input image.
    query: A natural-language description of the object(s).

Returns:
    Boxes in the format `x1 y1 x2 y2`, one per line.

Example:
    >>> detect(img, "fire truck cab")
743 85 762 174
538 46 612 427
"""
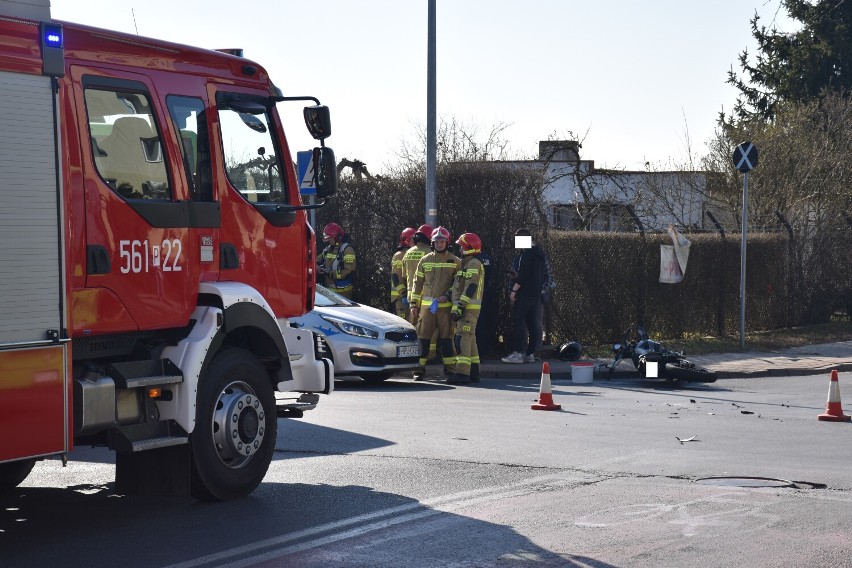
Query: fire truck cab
0 0 337 500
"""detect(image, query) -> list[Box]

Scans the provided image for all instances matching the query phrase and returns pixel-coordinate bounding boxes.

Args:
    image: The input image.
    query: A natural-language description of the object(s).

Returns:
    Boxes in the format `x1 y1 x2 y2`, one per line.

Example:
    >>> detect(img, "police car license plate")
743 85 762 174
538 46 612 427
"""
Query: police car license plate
397 345 419 358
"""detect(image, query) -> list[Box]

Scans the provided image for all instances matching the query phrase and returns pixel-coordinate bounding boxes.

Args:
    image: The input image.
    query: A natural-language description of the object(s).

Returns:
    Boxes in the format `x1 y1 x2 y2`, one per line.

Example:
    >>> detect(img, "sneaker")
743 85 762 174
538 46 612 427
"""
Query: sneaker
523 354 539 363
412 368 426 381
501 352 524 364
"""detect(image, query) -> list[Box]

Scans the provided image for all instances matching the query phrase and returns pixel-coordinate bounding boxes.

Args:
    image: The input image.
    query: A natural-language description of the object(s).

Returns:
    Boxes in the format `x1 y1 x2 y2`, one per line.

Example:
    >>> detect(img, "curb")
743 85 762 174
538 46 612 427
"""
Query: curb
713 362 852 380
470 360 852 381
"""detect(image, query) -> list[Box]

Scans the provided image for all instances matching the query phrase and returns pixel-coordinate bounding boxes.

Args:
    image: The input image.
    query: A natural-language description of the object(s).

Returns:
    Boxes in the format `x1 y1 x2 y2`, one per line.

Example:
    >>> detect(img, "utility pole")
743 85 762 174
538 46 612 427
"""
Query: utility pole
425 0 437 227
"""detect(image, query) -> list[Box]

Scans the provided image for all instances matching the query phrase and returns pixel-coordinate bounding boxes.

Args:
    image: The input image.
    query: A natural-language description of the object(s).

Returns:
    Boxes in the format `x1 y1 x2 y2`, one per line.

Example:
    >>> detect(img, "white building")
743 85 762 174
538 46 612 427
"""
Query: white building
528 141 713 232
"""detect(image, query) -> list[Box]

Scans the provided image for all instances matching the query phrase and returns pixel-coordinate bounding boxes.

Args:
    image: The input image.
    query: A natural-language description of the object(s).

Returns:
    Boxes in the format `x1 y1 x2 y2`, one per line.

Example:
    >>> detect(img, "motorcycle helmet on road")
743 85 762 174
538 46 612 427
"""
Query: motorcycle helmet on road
556 341 582 361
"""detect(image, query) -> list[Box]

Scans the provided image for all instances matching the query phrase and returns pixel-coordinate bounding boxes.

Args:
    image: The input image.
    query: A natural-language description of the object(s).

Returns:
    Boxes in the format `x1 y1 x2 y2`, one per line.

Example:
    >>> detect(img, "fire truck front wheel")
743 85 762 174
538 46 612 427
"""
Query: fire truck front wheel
0 459 36 491
190 348 277 501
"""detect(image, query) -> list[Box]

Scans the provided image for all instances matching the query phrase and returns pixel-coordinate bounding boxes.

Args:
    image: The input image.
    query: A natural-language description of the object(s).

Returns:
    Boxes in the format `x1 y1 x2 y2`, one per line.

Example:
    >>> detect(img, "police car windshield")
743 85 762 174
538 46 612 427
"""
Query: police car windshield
315 285 356 307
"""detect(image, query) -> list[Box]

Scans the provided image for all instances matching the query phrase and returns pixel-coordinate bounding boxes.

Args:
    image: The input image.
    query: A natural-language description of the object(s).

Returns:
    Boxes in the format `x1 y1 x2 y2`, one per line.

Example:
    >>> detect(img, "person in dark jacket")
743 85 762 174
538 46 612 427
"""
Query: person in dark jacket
502 228 546 364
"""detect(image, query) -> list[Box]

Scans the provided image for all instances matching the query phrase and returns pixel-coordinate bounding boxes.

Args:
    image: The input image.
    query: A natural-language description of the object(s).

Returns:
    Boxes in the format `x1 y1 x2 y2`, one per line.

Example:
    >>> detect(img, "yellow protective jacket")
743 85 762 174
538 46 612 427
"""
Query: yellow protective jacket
451 254 484 313
411 250 460 309
401 242 431 304
320 242 357 293
390 248 406 302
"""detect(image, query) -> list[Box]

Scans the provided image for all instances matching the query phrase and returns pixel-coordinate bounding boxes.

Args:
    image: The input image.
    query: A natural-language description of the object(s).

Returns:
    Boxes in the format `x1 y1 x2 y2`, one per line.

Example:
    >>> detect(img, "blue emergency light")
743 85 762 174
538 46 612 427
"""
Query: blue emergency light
43 24 63 48
40 22 65 77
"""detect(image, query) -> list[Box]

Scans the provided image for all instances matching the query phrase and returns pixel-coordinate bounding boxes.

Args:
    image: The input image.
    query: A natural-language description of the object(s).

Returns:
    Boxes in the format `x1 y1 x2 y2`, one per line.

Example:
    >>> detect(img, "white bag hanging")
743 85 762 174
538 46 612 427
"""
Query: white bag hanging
660 245 683 283
660 225 691 284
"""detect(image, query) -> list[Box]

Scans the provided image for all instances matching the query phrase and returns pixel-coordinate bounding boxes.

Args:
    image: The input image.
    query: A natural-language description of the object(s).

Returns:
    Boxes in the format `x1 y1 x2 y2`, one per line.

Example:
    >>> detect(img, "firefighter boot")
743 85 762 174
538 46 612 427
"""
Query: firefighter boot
414 337 431 381
469 363 480 383
446 372 469 385
439 338 456 377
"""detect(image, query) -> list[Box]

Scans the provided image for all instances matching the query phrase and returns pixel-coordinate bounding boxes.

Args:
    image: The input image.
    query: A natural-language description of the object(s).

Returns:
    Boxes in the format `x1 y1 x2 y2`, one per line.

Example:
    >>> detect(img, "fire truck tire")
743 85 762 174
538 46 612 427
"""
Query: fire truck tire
0 459 36 491
190 348 277 501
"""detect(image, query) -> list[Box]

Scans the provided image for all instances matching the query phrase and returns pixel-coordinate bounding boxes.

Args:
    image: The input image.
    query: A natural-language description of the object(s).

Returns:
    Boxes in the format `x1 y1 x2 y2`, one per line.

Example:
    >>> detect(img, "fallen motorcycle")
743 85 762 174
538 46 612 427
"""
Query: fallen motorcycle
606 325 717 382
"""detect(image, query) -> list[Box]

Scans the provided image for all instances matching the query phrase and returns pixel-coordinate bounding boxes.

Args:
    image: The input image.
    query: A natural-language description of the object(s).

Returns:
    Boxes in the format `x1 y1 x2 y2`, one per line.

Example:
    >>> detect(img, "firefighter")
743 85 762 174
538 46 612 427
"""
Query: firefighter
401 223 433 321
402 224 437 365
410 227 461 381
448 232 485 384
319 222 357 298
390 227 416 318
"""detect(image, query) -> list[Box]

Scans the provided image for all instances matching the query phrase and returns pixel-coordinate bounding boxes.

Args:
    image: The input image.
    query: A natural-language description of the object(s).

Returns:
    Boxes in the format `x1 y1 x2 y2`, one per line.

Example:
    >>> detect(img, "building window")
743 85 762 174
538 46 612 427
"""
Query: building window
552 203 635 232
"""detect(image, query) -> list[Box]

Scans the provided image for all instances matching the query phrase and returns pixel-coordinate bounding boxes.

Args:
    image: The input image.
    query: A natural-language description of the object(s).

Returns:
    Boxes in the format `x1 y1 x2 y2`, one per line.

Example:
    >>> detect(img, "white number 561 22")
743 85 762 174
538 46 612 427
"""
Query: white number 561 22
119 239 182 274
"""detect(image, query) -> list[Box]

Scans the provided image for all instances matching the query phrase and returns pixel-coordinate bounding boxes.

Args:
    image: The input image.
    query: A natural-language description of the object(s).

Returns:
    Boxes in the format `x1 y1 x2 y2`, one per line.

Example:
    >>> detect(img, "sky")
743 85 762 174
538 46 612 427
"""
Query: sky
50 0 794 174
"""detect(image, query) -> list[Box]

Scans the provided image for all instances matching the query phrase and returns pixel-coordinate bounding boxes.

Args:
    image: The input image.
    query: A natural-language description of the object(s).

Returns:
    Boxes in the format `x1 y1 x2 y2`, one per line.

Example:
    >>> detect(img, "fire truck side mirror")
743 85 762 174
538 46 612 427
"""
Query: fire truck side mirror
313 146 337 199
304 105 331 141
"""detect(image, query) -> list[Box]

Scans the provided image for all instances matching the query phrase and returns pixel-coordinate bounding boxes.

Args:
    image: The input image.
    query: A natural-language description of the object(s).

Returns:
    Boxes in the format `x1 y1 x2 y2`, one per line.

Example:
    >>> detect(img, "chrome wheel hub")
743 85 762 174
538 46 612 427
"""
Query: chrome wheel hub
211 381 266 468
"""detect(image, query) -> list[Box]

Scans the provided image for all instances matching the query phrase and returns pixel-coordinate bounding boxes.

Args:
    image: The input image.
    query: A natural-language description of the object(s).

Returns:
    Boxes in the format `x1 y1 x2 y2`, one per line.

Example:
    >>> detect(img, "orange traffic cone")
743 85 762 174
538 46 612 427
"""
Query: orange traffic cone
817 370 851 422
532 362 561 411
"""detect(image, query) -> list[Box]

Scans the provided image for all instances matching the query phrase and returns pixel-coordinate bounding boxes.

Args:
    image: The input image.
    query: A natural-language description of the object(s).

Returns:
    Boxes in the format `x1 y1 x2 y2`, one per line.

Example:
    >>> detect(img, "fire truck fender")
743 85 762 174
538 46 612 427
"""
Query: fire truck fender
158 282 290 433
158 304 224 433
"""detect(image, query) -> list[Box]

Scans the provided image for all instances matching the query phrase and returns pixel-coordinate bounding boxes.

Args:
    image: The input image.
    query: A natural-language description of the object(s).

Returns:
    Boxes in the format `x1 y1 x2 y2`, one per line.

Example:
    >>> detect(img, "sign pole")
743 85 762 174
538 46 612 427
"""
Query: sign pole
732 141 758 349
739 171 748 348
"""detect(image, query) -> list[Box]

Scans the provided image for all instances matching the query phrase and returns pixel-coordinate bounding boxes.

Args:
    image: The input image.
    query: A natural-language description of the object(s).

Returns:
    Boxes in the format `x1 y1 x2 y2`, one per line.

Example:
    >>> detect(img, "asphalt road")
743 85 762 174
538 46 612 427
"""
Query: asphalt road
4 372 852 567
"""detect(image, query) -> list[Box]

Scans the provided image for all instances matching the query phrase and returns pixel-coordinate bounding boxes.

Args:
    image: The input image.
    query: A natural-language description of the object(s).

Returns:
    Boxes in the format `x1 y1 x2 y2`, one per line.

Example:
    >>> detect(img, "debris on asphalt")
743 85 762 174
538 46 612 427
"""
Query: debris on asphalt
676 435 700 444
690 399 696 403
740 410 754 415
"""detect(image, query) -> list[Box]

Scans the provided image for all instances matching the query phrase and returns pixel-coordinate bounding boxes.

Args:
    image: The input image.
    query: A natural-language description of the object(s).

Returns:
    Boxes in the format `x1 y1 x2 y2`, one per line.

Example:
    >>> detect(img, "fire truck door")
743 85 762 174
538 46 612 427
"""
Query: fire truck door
73 68 199 333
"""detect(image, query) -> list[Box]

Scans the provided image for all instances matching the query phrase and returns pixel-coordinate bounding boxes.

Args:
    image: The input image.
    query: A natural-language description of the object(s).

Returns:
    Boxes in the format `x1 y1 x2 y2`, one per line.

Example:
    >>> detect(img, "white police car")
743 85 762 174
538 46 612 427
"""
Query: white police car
291 285 421 383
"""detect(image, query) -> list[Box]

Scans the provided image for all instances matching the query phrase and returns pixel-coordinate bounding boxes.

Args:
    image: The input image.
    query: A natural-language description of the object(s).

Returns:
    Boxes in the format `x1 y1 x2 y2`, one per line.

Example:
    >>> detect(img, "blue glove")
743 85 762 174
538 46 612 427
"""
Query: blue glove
402 297 409 308
429 298 439 314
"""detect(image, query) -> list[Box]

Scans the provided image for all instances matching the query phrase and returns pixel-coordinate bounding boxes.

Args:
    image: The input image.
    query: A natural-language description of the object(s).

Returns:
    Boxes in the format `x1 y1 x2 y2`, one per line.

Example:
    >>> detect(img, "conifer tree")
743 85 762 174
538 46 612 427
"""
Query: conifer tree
728 0 852 121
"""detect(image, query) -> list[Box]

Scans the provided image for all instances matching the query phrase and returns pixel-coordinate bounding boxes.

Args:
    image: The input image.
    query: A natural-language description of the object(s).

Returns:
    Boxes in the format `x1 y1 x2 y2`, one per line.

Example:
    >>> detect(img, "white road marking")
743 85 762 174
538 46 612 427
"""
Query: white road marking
164 472 594 568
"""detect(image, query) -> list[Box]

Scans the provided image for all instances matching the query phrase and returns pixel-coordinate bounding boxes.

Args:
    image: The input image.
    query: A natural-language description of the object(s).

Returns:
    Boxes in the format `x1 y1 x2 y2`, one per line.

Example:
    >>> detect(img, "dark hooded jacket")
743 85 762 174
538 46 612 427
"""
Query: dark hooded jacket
512 244 546 301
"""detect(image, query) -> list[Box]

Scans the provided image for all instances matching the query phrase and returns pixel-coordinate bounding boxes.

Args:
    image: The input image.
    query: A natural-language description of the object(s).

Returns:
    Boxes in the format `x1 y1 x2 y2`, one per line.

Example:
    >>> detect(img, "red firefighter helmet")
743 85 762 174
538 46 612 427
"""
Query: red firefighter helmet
416 224 434 239
431 226 451 243
322 222 344 243
455 232 482 255
399 227 416 248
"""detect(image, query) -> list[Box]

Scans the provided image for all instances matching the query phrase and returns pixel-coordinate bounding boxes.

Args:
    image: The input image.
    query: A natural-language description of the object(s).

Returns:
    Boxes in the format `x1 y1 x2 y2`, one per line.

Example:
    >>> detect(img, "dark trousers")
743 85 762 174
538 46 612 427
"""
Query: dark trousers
511 294 543 355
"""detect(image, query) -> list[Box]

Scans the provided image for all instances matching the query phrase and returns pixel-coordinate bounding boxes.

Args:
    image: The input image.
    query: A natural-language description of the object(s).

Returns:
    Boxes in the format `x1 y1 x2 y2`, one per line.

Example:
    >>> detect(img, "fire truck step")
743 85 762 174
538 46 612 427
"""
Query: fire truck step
108 360 183 389
122 374 184 389
130 435 189 452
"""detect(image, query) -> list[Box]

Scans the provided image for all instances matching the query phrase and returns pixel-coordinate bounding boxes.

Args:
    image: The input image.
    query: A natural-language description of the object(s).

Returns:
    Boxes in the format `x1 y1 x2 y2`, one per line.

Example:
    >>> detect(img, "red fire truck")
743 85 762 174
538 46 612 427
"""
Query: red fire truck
0 1 337 500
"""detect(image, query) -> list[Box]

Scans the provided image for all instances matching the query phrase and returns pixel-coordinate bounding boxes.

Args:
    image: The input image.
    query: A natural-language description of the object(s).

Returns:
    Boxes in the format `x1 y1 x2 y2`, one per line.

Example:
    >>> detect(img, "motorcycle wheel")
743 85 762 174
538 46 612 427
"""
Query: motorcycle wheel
664 360 717 383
